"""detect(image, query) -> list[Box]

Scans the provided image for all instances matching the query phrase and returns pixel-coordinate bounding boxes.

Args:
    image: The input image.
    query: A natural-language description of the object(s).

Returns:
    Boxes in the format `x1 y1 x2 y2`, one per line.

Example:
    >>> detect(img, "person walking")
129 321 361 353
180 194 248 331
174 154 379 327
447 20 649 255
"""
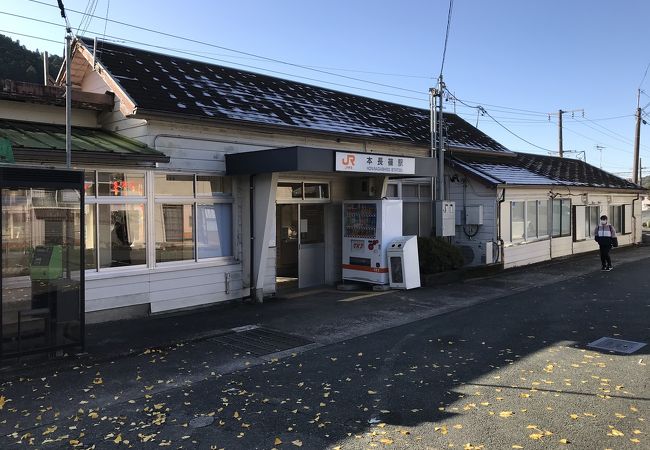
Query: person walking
594 214 617 271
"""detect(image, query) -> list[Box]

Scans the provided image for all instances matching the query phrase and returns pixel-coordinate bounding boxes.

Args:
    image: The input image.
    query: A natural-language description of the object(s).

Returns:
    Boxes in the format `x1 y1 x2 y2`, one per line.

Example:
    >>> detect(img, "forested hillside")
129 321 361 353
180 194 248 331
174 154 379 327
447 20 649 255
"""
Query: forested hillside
0 34 63 84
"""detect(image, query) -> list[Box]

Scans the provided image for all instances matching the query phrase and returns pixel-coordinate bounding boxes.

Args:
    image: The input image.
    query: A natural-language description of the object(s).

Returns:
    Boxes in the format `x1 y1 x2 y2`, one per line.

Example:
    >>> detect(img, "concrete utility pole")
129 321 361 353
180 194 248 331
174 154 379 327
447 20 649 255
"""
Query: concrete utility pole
436 76 445 201
555 109 583 158
633 89 642 184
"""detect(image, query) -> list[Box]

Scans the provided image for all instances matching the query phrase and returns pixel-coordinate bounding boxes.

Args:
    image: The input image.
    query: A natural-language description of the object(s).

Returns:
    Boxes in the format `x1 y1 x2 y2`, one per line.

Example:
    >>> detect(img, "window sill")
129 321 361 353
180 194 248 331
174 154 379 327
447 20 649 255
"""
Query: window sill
85 258 241 280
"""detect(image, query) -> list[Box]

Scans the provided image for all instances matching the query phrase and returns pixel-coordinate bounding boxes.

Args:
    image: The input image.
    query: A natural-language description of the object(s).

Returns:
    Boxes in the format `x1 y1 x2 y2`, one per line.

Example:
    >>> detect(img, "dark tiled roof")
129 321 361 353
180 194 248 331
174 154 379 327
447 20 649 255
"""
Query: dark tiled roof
82 39 510 153
450 152 642 190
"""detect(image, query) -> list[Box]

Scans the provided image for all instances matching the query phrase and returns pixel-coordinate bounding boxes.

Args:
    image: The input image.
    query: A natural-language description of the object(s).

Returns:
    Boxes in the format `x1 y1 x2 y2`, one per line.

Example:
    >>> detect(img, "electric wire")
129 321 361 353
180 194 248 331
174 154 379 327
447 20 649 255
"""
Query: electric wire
24 0 426 96
3 4 645 161
446 90 552 152
0 13 430 103
439 0 454 78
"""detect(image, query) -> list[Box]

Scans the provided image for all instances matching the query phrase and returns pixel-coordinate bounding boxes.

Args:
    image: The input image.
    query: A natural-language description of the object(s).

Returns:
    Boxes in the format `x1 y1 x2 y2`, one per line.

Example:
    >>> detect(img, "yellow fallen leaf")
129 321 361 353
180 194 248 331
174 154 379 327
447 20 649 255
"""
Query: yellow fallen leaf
608 429 624 437
559 438 570 444
499 411 514 418
292 440 303 447
0 396 7 409
519 393 530 398
615 413 626 418
529 433 544 440
633 429 642 435
42 426 57 435
233 411 240 418
88 412 99 419
274 437 282 445
512 446 524 449
114 434 122 444
93 377 103 385
453 424 463 429
379 437 394 444
570 414 579 420
630 438 640 443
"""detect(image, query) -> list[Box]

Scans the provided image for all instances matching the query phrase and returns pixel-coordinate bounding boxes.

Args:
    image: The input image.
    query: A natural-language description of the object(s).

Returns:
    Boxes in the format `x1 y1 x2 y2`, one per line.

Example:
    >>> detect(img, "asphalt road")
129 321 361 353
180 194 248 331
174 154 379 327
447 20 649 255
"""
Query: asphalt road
0 256 648 449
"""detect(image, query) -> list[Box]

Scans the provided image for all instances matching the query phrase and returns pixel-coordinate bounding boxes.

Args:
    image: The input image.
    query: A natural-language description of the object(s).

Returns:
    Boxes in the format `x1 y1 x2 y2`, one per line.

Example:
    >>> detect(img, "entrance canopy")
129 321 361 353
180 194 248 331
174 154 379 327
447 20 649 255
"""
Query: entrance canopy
225 146 435 176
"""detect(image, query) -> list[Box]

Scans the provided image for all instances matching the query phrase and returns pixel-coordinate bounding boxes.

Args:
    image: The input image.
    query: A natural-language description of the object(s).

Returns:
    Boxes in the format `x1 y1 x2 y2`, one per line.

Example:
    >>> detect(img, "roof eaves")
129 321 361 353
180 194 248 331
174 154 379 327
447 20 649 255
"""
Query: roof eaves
73 40 139 117
133 107 431 149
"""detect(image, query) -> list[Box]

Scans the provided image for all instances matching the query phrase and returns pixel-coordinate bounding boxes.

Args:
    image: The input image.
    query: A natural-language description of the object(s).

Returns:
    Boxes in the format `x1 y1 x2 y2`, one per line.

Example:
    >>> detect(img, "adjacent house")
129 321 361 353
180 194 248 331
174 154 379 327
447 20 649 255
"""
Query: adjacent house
0 37 644 324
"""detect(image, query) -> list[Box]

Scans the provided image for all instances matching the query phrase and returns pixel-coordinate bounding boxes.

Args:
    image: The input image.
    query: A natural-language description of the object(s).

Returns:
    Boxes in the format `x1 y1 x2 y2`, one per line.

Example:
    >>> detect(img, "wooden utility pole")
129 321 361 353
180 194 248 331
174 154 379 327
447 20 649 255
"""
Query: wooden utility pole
633 89 642 184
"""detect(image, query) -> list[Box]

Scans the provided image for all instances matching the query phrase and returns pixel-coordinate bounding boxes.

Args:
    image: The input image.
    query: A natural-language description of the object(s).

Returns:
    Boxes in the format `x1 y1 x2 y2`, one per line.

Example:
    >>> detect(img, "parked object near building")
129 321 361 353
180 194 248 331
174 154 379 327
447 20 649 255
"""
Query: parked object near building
387 236 420 289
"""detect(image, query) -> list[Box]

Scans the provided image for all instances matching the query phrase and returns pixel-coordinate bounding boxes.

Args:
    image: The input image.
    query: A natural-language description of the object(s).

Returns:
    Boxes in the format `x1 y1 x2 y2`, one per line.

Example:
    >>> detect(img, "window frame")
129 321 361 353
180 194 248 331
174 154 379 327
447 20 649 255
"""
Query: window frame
509 199 549 243
552 198 572 238
154 173 234 266
386 180 433 237
84 170 148 272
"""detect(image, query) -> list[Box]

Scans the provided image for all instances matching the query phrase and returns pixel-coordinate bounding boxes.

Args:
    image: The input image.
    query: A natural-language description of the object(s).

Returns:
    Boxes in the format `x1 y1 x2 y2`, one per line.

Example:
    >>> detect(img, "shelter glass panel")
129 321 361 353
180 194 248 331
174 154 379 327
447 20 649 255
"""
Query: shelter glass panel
1 180 83 358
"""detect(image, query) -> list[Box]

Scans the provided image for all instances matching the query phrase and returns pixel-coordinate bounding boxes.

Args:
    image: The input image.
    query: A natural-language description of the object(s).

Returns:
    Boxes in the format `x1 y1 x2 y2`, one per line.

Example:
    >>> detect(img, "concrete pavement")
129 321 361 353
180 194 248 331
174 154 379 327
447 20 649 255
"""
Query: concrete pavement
0 245 648 449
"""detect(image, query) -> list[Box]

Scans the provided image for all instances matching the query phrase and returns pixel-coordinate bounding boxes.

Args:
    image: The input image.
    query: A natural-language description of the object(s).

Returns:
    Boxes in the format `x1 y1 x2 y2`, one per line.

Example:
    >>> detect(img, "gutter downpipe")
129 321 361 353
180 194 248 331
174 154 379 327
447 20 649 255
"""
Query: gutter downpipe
497 187 506 264
249 175 257 302
632 193 639 244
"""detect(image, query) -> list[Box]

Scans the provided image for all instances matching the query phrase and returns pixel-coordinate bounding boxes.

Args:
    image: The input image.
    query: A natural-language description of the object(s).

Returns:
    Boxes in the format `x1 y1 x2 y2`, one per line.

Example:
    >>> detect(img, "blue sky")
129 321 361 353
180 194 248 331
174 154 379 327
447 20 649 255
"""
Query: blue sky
2 0 649 177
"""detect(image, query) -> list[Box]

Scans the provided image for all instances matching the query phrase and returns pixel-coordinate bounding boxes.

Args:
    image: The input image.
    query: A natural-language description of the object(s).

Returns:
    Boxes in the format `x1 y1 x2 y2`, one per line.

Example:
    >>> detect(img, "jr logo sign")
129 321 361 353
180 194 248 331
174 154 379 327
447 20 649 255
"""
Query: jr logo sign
340 154 356 168
335 151 415 174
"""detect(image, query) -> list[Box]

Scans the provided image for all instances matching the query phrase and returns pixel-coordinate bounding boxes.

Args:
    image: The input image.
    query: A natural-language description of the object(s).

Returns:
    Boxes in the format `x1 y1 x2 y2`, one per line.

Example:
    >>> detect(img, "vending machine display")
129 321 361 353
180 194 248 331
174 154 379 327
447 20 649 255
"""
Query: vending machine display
342 199 402 284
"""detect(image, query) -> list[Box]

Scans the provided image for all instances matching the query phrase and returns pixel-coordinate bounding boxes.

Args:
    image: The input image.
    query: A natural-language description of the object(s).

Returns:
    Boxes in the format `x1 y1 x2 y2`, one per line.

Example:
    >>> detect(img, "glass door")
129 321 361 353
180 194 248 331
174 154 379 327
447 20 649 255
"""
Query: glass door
298 204 325 288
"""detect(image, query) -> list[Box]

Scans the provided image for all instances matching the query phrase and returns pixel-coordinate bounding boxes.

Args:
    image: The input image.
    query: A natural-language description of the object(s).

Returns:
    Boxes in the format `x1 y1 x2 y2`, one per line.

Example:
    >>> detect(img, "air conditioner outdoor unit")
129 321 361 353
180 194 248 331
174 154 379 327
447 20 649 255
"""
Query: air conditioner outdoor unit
455 240 494 266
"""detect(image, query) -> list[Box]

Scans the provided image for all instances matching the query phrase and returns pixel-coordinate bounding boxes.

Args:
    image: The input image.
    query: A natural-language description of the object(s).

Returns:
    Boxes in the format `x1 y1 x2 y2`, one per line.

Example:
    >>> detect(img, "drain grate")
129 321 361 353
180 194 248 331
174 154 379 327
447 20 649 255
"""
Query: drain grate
587 337 647 354
210 326 313 356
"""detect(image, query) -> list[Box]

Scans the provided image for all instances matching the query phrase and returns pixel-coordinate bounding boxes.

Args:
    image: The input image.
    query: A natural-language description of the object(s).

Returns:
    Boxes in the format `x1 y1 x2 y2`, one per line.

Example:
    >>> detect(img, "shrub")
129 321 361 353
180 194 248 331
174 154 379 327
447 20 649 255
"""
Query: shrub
417 236 464 274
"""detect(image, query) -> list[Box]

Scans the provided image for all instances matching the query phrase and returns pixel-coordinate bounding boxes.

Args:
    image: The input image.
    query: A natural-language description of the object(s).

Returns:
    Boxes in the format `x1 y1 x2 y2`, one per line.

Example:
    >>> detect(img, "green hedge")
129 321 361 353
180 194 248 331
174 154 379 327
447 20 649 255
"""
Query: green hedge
417 237 464 274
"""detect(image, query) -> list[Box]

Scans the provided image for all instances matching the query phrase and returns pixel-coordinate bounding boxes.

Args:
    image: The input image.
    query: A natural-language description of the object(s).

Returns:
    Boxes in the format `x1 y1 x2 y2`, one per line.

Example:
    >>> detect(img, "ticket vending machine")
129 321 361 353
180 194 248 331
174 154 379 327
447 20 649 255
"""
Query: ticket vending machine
387 236 421 290
342 200 402 284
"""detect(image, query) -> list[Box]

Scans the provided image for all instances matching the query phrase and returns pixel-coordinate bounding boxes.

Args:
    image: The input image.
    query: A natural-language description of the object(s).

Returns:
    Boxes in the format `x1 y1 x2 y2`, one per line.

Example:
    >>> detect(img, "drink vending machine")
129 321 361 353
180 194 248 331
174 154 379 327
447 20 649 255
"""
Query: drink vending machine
342 199 402 284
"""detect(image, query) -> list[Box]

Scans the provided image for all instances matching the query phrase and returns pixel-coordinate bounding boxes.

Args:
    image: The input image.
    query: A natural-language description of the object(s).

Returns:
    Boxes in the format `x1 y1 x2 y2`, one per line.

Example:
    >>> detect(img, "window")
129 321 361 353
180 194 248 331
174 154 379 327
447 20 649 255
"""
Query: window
155 173 233 263
584 206 600 240
552 199 571 237
85 170 233 270
511 201 525 240
99 204 147 267
85 171 147 270
609 205 623 233
510 200 548 242
277 182 329 201
386 181 432 237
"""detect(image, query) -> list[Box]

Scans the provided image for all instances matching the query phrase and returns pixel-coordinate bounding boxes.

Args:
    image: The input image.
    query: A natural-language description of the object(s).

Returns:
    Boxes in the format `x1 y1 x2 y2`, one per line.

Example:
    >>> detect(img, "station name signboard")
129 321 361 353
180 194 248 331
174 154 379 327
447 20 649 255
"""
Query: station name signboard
335 151 416 175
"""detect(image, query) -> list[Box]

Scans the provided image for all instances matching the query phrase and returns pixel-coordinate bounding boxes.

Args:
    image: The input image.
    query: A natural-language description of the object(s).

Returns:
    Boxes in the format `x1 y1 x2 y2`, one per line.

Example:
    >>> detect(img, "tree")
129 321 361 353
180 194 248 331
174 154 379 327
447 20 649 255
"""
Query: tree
0 34 63 84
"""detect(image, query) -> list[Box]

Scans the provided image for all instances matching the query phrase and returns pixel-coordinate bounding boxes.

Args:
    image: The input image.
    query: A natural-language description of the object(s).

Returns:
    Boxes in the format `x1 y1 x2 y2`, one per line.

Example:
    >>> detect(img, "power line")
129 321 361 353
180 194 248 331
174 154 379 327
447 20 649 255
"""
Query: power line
439 0 454 77
0 13 430 103
446 90 552 152
640 61 650 89
0 29 61 45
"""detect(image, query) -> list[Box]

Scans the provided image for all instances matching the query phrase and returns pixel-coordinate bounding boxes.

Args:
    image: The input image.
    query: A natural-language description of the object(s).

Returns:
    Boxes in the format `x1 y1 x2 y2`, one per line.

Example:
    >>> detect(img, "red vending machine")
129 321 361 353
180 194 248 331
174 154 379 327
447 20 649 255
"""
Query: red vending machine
342 200 403 284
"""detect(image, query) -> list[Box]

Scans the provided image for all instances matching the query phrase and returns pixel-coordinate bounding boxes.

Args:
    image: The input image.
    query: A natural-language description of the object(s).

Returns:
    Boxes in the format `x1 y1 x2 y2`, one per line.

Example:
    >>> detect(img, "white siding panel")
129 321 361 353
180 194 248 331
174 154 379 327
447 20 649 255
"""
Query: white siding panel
86 293 150 312
504 240 550 269
551 236 573 258
84 263 245 313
